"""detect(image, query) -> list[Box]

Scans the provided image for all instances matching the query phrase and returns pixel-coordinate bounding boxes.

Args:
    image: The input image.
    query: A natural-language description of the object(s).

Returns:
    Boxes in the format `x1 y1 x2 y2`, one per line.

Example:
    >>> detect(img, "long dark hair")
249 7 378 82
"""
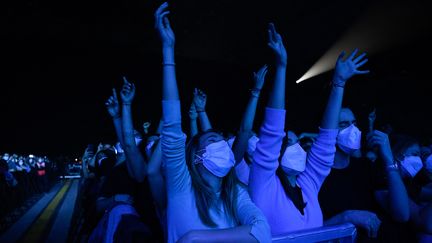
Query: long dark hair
276 135 307 215
186 130 239 227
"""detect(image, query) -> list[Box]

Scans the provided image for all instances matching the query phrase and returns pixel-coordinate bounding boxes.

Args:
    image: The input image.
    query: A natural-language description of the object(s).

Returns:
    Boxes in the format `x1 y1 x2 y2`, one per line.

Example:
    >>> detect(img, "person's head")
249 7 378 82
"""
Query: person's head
286 131 299 146
2 153 10 161
275 132 308 214
94 148 116 178
336 108 362 159
278 133 307 177
186 130 238 227
392 134 422 179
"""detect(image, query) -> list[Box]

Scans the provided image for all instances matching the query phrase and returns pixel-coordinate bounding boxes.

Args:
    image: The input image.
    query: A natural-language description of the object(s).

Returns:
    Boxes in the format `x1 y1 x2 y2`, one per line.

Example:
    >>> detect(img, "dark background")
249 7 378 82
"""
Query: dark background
3 0 432 158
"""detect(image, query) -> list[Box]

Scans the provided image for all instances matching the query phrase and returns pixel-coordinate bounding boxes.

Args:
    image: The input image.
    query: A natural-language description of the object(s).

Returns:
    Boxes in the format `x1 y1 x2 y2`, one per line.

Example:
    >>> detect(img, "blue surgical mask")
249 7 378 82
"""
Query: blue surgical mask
194 140 235 177
337 124 361 154
425 154 432 173
281 143 307 174
401 156 423 178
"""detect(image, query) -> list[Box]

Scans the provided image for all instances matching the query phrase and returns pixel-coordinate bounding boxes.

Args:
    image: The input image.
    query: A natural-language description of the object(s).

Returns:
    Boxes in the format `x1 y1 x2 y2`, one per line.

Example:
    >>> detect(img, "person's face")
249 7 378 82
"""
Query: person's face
198 132 225 152
400 143 421 178
403 144 421 158
338 108 357 130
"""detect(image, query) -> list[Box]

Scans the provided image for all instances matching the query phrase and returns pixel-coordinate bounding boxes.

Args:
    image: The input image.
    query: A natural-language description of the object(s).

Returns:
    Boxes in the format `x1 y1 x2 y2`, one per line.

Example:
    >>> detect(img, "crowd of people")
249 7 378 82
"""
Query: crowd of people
0 153 56 231
62 2 432 243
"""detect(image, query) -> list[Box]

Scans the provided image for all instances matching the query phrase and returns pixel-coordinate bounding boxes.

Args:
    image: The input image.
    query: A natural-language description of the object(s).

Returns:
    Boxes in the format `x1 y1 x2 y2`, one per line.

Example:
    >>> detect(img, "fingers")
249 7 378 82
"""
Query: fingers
356 57 368 67
355 69 370 75
155 3 169 29
112 88 118 100
268 23 276 44
336 51 346 62
353 52 367 64
160 11 171 27
348 48 359 60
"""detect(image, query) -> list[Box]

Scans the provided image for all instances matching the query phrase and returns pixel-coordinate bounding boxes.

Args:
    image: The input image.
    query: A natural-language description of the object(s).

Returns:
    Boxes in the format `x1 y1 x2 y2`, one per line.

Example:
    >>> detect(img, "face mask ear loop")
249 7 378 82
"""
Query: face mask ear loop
193 149 206 164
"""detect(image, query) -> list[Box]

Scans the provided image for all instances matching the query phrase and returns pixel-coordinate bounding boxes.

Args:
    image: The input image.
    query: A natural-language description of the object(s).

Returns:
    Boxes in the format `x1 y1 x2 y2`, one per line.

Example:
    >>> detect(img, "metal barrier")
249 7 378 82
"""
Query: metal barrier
272 223 357 243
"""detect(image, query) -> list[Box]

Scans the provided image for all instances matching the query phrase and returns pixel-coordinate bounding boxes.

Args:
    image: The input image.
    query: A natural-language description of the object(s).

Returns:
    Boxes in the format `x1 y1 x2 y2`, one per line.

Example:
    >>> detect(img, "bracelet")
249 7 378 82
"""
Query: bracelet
385 163 399 172
162 63 176 66
250 88 261 98
331 82 345 88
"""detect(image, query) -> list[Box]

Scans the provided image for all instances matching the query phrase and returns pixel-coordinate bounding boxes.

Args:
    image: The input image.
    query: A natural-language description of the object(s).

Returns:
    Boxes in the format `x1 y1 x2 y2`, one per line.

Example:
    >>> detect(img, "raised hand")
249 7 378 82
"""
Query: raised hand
120 76 135 104
105 88 120 118
367 130 393 164
253 64 268 90
368 108 376 132
189 103 198 120
193 88 207 112
267 23 287 66
333 49 369 86
154 2 175 47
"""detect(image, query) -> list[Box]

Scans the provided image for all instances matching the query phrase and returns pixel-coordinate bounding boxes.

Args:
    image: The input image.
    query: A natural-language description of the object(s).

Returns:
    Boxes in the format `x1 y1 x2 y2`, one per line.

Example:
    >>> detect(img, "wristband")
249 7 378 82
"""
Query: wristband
196 109 205 113
331 82 345 88
162 63 176 66
386 162 399 172
250 88 261 98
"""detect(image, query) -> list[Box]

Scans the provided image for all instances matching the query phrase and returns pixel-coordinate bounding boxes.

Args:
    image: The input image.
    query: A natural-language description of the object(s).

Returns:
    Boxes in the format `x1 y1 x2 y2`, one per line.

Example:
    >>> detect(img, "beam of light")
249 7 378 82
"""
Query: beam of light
296 2 431 84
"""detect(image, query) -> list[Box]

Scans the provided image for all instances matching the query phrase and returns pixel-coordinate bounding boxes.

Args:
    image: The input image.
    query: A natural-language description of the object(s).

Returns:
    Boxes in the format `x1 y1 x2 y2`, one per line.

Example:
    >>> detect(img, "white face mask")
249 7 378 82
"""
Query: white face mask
194 140 235 177
337 124 362 154
146 140 156 155
425 154 432 173
281 143 307 174
135 137 143 146
247 135 259 157
401 156 423 178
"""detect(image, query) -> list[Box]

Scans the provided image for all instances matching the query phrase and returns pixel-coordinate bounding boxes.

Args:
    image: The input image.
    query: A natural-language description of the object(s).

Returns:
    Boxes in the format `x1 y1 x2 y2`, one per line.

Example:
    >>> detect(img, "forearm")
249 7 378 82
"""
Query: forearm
321 84 344 129
190 119 198 137
112 117 124 146
267 65 286 109
185 225 258 243
240 95 259 132
147 142 166 209
162 47 179 100
324 211 350 225
198 111 212 131
122 104 147 182
385 169 410 222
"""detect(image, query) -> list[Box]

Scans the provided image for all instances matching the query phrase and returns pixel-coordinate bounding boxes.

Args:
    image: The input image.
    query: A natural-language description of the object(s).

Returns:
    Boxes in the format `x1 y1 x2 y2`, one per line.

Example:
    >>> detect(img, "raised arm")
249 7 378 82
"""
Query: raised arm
321 49 369 129
189 102 199 137
155 2 190 195
266 23 287 109
232 65 268 163
250 23 287 186
120 77 147 182
369 130 410 222
156 2 178 101
193 88 212 131
146 139 167 213
301 49 369 193
105 88 125 147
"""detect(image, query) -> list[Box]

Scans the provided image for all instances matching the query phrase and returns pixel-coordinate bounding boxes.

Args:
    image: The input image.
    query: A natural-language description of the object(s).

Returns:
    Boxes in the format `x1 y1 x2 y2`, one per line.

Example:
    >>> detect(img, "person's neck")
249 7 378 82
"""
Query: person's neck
206 173 223 194
333 149 351 169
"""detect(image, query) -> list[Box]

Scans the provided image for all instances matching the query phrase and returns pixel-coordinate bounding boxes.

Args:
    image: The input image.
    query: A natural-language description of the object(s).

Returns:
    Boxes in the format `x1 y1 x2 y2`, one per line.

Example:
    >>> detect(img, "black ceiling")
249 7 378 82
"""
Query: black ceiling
3 0 432 157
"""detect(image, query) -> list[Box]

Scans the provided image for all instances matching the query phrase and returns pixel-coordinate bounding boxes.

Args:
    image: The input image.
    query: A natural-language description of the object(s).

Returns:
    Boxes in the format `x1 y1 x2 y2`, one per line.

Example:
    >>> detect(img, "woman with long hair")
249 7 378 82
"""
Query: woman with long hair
155 2 271 243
